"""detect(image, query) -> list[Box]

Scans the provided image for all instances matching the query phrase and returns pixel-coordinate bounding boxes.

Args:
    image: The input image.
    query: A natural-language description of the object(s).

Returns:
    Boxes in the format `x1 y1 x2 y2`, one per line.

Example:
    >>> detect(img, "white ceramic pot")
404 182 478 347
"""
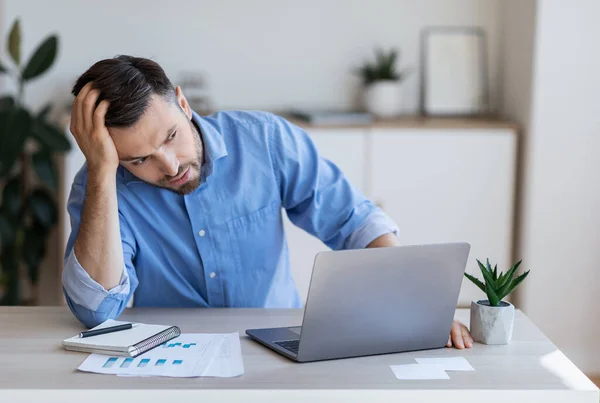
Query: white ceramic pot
470 300 515 345
364 80 403 118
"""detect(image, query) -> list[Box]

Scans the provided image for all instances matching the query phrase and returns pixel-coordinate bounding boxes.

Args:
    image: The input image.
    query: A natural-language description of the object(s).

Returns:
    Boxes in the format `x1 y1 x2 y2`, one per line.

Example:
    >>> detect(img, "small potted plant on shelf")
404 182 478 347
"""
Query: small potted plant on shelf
356 48 410 119
465 259 530 345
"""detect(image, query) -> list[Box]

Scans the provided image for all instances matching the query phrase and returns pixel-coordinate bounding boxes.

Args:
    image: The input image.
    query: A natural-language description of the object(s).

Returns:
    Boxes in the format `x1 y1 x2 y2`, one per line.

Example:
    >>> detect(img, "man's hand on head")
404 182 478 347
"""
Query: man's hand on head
70 82 119 176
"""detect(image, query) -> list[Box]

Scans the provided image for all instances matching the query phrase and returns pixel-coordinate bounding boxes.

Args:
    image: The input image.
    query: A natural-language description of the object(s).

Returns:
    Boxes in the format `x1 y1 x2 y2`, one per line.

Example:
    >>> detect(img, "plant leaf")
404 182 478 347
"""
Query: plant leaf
510 270 530 291
37 103 52 120
485 282 501 306
8 19 21 66
0 106 32 176
497 269 508 287
0 210 17 246
496 260 523 297
498 270 530 301
22 35 58 81
22 223 47 284
32 150 57 190
31 118 71 151
478 261 500 307
464 272 486 293
360 48 401 83
26 189 57 229
477 259 497 289
0 95 15 109
385 49 397 78
1 176 21 217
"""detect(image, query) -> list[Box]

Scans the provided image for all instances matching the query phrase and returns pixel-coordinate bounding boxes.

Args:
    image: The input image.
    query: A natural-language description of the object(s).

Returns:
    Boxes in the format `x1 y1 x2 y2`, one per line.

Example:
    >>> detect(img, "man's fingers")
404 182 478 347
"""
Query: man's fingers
446 334 452 348
77 82 94 100
461 326 473 348
92 99 110 131
83 89 101 129
74 82 94 133
451 322 464 349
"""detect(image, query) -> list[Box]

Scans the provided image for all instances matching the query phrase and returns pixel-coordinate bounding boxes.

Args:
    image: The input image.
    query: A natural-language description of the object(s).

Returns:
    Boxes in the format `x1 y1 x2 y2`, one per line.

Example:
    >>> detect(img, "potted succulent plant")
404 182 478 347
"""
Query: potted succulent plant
465 259 530 345
356 48 410 119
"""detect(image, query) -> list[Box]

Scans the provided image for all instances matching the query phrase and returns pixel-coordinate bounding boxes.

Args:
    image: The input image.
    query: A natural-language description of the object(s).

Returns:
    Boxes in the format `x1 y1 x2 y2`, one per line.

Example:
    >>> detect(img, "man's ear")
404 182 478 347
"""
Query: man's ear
175 86 192 120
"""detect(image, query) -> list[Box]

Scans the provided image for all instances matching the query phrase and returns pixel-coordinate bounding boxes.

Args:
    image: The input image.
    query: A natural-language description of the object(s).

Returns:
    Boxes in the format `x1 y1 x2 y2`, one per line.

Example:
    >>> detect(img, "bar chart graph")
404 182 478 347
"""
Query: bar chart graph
102 357 117 368
162 342 197 349
101 357 185 368
79 333 244 377
120 358 134 368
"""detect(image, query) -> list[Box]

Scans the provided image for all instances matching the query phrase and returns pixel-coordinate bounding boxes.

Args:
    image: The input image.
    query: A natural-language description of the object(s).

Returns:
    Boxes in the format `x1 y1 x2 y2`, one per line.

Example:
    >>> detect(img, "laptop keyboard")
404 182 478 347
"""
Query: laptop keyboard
274 340 299 355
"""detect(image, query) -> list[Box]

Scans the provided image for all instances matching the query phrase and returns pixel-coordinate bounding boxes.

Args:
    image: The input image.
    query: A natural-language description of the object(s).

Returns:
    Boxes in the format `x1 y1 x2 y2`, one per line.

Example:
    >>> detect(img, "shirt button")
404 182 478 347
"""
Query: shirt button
198 230 205 237
209 272 216 279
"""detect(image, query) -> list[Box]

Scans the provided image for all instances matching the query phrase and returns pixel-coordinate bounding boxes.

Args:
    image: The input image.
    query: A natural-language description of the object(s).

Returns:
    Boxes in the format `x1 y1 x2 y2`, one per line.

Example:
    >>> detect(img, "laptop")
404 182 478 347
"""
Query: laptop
246 242 470 362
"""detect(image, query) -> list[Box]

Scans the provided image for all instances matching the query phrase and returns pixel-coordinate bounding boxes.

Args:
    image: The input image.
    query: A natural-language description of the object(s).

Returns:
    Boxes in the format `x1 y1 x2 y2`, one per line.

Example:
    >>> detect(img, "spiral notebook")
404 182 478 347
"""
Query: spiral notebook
62 319 181 357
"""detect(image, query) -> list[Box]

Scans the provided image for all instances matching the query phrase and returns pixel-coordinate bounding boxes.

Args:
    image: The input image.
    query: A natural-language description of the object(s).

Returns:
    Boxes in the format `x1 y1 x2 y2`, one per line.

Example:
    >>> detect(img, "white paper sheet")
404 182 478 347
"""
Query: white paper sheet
390 364 450 380
77 333 244 378
415 357 474 371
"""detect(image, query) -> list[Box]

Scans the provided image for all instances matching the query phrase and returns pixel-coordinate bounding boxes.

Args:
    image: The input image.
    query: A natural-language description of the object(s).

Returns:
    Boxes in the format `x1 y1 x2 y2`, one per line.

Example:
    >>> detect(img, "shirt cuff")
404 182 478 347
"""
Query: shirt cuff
62 249 130 311
344 209 399 250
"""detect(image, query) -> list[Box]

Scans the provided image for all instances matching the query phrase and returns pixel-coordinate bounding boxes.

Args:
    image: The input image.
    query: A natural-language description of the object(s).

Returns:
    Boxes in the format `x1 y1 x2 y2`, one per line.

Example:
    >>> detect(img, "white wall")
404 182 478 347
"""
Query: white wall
499 0 536 133
0 0 505 304
1 0 503 114
502 0 600 375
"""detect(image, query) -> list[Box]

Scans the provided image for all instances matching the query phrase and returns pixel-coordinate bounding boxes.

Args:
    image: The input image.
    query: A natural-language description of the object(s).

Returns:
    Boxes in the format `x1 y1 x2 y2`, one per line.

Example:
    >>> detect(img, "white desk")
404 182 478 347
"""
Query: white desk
0 307 597 402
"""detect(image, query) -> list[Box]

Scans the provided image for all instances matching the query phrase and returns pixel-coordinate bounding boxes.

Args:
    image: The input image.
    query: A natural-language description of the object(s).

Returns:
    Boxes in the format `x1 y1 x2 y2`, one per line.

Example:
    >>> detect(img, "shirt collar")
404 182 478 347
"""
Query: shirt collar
122 110 228 185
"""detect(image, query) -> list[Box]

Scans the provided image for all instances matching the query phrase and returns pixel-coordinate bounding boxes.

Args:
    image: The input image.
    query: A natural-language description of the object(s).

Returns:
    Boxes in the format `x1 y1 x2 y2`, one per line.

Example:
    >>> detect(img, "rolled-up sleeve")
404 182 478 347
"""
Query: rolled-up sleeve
344 208 399 249
62 179 139 328
267 114 398 250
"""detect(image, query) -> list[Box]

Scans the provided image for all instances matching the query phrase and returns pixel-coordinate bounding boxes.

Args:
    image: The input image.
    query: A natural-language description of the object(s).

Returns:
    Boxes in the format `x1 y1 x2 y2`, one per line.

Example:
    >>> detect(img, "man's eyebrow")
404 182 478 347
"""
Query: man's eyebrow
120 125 178 162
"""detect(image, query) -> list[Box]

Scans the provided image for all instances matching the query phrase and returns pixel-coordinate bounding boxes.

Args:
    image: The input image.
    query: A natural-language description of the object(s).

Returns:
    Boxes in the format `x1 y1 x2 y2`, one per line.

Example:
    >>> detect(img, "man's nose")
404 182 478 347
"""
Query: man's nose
158 151 179 177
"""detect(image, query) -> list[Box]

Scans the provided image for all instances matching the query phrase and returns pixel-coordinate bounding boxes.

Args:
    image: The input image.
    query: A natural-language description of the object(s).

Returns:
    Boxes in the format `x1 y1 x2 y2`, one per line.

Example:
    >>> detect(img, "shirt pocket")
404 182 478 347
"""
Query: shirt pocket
226 200 282 273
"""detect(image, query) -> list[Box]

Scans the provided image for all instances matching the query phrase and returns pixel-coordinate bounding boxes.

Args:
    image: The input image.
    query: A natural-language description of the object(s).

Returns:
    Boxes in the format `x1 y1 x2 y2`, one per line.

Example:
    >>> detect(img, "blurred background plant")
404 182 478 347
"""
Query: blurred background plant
0 18 70 305
356 48 410 86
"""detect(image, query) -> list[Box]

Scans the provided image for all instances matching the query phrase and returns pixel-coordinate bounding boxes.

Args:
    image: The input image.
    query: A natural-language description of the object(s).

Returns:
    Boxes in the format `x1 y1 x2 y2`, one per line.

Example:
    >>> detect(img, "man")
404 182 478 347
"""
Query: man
63 55 472 349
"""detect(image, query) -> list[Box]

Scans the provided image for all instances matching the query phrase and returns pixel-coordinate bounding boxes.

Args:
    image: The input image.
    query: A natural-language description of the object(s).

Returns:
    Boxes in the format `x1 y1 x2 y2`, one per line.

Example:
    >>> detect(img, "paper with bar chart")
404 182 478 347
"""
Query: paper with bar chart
77 333 244 377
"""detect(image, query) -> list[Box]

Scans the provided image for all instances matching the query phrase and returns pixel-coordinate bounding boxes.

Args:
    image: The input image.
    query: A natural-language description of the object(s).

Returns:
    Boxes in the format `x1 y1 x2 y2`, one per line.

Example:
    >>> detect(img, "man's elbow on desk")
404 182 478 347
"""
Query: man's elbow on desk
63 292 125 329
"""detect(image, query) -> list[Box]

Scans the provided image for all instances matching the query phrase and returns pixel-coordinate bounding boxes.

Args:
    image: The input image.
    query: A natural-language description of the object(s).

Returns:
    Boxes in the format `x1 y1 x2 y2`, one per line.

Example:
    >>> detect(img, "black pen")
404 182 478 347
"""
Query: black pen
79 323 133 338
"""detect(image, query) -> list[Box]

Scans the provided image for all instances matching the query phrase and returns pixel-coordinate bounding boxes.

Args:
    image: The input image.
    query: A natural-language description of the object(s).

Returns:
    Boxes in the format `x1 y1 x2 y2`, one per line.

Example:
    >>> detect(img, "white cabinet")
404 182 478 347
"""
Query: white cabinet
284 129 367 303
370 129 517 306
287 126 517 307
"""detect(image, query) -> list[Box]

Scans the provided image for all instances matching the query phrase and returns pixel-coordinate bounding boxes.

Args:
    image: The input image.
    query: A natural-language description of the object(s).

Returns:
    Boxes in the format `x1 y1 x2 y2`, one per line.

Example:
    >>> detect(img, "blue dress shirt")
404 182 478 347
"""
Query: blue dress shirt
62 111 398 328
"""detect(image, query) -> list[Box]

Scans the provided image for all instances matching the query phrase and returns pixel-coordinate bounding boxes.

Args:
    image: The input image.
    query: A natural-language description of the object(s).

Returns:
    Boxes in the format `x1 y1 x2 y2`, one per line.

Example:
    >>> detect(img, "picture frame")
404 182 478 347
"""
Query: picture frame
420 27 489 117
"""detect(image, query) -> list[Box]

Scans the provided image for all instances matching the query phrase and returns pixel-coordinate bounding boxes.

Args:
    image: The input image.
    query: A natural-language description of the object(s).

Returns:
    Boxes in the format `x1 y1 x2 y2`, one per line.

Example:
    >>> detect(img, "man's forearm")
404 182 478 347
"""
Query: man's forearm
366 232 400 248
73 170 125 290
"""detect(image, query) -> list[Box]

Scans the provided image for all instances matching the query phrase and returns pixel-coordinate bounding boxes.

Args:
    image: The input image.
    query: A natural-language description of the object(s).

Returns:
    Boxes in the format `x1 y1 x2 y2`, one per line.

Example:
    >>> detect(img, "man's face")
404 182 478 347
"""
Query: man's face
108 88 203 195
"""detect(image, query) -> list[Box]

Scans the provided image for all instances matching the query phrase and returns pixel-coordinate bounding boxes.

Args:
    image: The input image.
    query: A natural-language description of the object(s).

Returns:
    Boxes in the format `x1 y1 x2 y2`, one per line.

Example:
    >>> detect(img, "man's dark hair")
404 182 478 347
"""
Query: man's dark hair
72 55 176 127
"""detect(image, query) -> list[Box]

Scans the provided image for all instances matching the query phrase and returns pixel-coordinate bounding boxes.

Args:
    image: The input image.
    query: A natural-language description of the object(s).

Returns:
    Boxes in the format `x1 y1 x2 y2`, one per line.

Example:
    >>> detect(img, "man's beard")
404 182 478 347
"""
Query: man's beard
158 119 204 195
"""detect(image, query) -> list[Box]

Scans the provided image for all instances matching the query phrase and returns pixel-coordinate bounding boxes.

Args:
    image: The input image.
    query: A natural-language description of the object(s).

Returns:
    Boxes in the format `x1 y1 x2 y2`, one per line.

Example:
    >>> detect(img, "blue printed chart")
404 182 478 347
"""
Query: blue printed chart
78 333 244 378
101 356 183 369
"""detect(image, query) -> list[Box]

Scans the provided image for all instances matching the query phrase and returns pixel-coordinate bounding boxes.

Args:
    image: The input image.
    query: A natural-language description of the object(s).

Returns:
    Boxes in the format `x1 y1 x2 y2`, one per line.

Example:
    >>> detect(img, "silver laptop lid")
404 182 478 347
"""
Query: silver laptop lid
296 242 470 362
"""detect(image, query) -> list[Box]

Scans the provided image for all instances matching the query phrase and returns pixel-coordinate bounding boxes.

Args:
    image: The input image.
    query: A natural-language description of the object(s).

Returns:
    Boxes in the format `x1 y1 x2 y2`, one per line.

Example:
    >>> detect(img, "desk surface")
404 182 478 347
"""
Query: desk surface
1 307 597 403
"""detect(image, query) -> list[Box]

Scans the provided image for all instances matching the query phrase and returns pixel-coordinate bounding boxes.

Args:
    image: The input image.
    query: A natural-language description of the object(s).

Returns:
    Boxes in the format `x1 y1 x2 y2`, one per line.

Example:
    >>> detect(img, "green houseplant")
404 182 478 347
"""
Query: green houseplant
356 48 410 119
0 19 71 305
464 259 530 344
